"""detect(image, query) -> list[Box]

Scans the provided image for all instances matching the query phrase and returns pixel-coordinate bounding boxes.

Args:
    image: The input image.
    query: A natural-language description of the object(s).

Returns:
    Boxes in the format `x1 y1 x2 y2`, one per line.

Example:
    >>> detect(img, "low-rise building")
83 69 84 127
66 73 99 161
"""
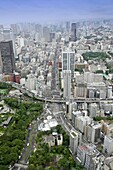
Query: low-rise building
44 134 63 147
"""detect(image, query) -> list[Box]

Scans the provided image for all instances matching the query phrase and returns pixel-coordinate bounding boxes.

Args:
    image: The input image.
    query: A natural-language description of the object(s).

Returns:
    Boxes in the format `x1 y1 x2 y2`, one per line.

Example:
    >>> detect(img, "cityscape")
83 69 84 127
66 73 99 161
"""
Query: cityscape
0 0 113 170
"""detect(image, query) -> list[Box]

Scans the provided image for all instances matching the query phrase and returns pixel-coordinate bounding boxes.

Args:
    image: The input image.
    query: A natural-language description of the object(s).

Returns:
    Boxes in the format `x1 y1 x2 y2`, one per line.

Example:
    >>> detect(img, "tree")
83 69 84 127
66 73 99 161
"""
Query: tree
58 157 70 170
12 139 23 148
29 164 36 170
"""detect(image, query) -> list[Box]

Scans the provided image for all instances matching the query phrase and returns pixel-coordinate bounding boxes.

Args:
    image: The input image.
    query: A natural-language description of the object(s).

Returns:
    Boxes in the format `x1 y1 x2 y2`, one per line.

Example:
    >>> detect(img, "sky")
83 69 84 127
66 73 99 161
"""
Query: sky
0 0 113 24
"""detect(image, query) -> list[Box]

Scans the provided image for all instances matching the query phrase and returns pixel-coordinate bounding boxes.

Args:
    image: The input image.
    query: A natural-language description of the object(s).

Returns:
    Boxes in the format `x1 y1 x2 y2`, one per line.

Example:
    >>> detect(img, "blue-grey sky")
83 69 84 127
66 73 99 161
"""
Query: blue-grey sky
0 0 113 24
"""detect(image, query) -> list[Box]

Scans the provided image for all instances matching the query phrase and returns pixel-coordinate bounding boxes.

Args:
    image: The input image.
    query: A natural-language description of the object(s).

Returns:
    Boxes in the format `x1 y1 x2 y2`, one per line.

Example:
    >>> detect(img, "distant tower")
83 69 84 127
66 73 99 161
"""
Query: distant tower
66 21 70 32
71 23 77 42
0 41 15 74
43 26 50 42
63 70 71 99
62 51 75 78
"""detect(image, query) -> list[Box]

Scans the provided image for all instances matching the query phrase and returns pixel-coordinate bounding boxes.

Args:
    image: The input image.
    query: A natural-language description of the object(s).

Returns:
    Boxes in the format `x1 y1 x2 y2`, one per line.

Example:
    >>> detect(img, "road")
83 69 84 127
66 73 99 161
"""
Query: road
50 103 74 135
19 120 38 164
11 120 39 170
8 81 113 104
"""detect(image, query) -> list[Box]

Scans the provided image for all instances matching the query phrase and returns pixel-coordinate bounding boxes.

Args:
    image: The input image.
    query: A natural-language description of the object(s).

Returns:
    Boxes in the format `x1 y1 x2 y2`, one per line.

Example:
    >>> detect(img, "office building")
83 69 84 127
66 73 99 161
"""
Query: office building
70 130 80 154
77 145 88 165
72 111 82 127
84 72 94 83
77 144 96 167
43 26 50 42
50 32 55 42
0 41 15 74
11 24 20 35
89 103 98 118
75 116 92 133
1 28 14 41
25 74 36 90
74 83 87 98
107 86 112 99
101 121 113 135
102 103 113 114
17 37 25 48
66 21 70 32
103 135 113 155
85 150 97 170
77 144 104 170
1 28 16 55
71 23 77 42
62 51 75 78
63 70 71 99
85 123 102 143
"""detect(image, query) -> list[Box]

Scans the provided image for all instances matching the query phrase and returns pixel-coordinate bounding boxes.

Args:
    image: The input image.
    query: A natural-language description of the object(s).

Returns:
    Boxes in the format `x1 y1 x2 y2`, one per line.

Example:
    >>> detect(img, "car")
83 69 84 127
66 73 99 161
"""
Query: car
27 143 29 146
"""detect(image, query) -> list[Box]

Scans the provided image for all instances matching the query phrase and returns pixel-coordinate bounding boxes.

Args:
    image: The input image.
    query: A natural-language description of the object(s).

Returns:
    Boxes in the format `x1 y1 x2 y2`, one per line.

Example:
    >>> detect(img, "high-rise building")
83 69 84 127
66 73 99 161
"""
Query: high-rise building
63 70 71 99
43 26 50 42
84 123 102 143
107 86 112 99
62 51 75 78
103 135 113 155
50 32 55 42
70 130 79 154
74 83 87 98
11 24 20 35
71 23 77 42
77 144 96 167
75 116 92 133
1 28 14 41
25 74 36 90
0 41 15 74
16 36 25 48
66 21 70 32
1 28 16 56
89 103 98 118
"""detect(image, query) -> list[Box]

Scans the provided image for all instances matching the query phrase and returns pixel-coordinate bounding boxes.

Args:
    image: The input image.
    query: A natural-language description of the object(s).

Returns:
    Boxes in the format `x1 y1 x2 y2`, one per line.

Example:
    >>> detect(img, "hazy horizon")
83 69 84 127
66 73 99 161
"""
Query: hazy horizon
0 0 113 24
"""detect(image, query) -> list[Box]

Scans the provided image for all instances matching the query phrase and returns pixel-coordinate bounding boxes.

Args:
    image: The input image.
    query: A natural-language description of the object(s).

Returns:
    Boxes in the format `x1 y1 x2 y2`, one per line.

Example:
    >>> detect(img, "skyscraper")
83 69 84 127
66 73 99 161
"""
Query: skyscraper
62 51 75 78
63 70 71 99
66 21 70 32
1 28 14 42
103 135 113 155
0 41 15 74
43 26 50 42
71 23 77 42
70 129 82 154
1 28 16 56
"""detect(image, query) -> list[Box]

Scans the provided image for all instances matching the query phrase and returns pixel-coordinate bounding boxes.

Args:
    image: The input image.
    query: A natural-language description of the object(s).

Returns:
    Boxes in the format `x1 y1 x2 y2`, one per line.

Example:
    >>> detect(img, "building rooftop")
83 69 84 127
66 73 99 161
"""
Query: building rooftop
70 130 78 138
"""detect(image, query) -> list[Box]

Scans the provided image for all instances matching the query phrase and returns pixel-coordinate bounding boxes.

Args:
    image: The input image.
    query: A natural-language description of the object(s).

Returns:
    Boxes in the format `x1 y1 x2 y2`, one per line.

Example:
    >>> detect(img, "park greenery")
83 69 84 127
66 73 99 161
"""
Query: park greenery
0 82 12 90
82 52 110 61
0 98 43 170
94 116 113 122
29 125 84 170
0 82 12 95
